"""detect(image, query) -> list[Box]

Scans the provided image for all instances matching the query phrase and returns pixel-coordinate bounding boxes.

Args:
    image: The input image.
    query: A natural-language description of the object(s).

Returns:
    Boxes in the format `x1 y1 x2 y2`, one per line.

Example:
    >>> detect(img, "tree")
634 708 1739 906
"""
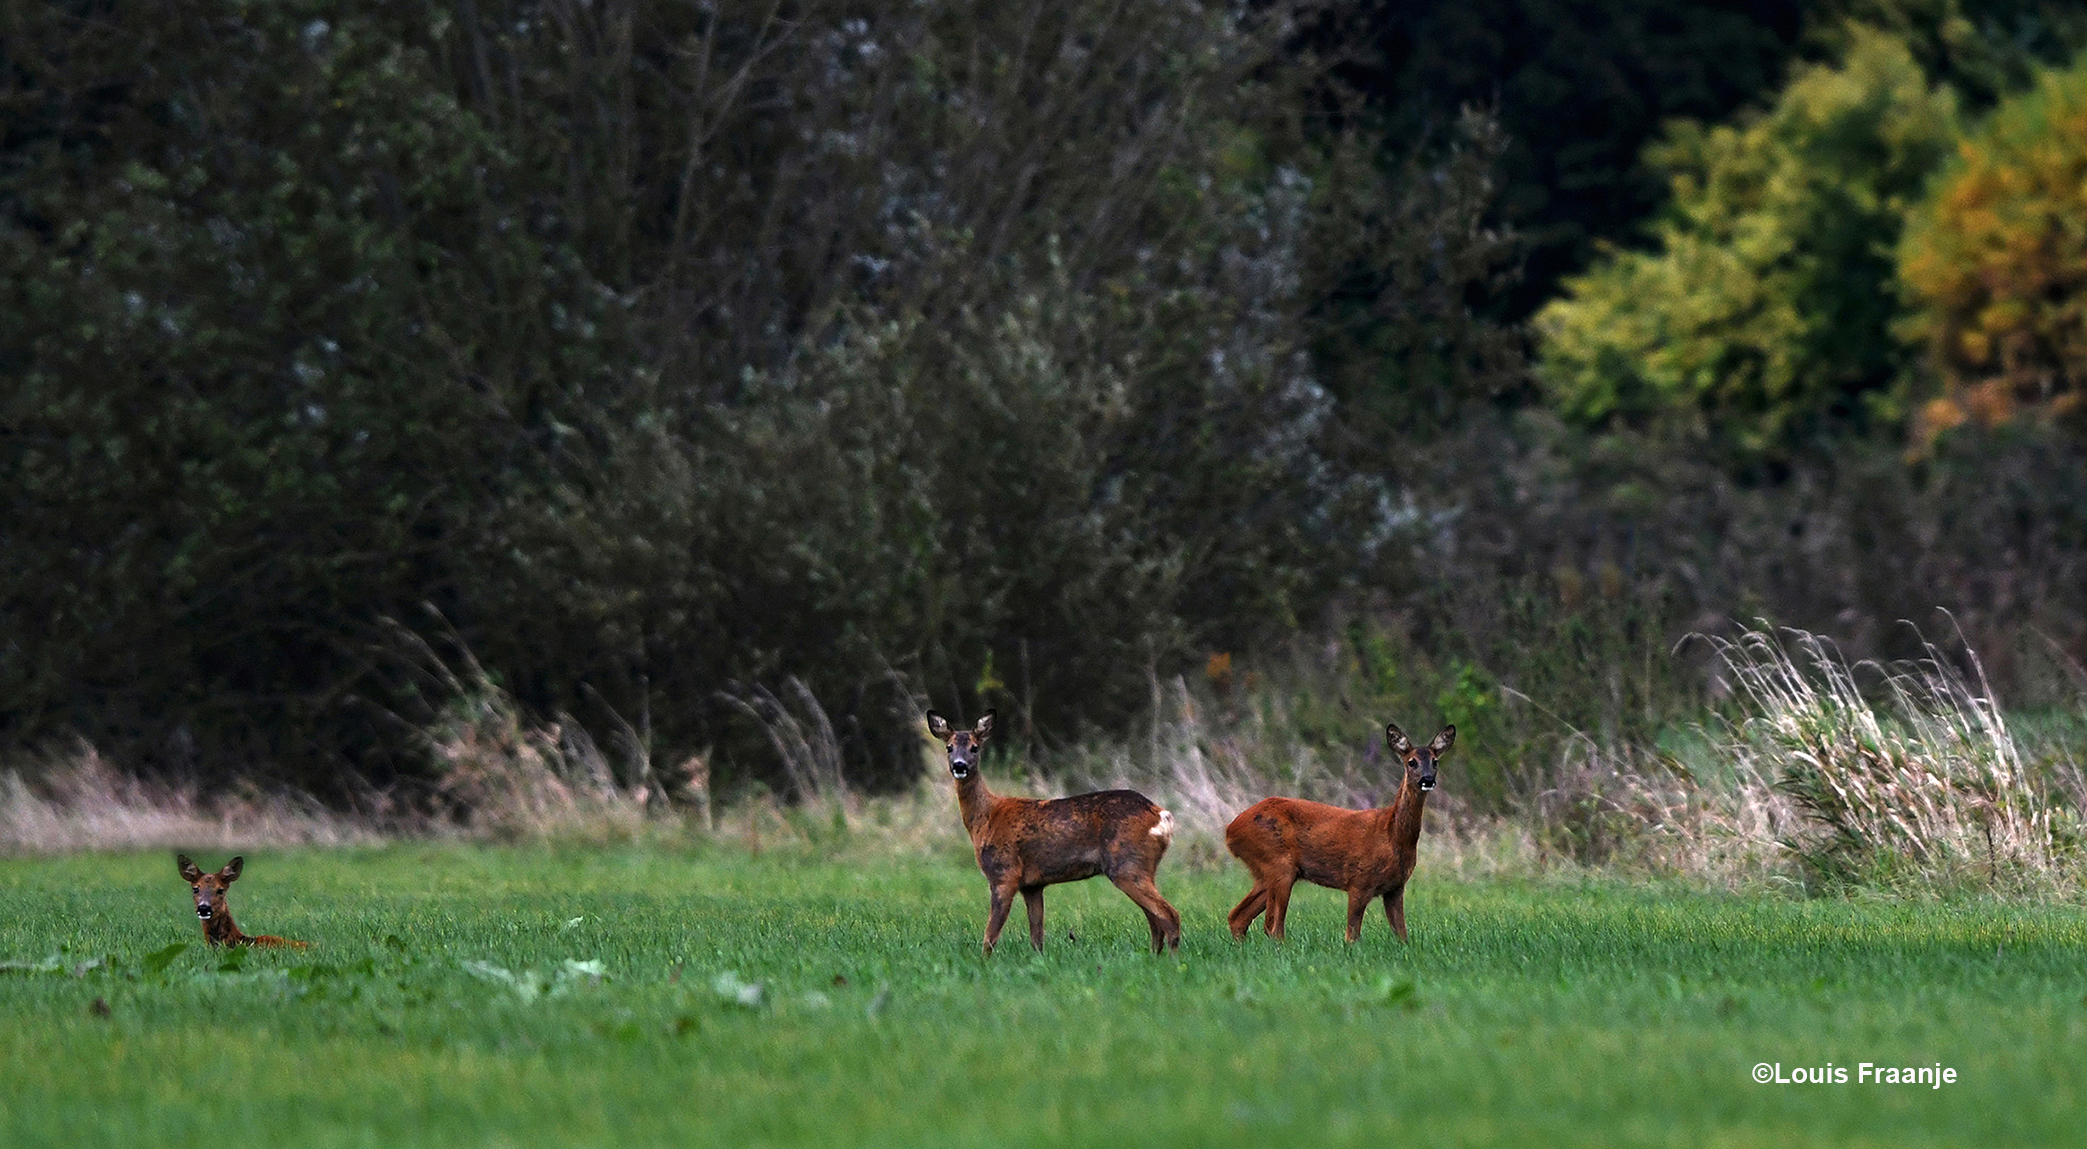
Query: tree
1301 0 1808 320
1899 53 2087 440
1533 29 1958 465
1 0 1522 793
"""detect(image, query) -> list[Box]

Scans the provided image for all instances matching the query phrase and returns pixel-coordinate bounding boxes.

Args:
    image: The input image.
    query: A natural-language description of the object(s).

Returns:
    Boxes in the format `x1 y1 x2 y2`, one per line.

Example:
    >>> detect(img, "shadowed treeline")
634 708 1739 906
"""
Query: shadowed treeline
5 0 2087 816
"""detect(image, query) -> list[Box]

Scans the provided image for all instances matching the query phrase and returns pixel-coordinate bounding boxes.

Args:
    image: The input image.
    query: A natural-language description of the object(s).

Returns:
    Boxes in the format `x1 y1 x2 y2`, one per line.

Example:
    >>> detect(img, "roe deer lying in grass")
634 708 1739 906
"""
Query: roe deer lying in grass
1225 722 1454 944
926 710 1181 956
176 854 310 948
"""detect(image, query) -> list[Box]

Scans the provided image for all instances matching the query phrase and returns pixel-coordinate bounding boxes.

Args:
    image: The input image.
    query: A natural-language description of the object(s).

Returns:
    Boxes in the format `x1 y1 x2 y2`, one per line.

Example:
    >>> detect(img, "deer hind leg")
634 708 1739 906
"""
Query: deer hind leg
1383 888 1408 943
1151 881 1183 953
1263 874 1297 941
1110 873 1181 954
1227 883 1269 939
1022 886 1047 952
1345 888 1374 943
983 882 1018 957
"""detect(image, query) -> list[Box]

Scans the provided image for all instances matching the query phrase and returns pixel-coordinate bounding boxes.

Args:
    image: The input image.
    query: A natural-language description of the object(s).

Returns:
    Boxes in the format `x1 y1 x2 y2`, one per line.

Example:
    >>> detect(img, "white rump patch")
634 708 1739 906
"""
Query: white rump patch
1151 809 1175 841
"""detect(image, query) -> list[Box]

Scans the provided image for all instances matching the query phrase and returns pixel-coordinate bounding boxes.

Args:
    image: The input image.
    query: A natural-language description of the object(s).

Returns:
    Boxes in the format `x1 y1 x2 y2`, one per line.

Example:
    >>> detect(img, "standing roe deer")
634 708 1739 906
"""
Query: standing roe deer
176 854 310 948
926 710 1181 956
1225 722 1455 944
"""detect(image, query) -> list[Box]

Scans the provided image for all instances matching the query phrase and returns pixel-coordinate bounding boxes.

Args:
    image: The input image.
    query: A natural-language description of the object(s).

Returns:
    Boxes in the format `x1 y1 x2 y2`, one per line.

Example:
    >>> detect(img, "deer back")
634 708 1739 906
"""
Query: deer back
1227 796 1395 878
980 789 1170 886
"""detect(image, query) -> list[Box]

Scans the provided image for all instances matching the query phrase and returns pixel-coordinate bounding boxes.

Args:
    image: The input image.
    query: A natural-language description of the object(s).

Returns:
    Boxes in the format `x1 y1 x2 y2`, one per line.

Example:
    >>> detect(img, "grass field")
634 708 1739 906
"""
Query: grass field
2 841 2083 1147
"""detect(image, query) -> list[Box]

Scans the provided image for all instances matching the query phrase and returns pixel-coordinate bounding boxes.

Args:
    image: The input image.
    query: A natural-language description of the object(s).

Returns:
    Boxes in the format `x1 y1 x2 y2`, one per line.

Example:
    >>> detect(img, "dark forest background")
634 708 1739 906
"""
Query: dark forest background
6 0 2087 805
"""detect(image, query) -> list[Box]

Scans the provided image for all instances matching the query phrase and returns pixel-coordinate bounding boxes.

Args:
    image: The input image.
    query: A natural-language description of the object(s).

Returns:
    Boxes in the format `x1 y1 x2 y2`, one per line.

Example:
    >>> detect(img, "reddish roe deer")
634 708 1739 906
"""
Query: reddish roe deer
176 855 310 949
1225 722 1455 944
926 710 1181 956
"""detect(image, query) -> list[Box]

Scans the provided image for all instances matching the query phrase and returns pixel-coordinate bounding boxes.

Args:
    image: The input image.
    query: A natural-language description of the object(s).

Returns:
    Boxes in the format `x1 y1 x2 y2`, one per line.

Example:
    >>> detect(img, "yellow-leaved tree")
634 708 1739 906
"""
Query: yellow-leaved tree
1899 55 2087 439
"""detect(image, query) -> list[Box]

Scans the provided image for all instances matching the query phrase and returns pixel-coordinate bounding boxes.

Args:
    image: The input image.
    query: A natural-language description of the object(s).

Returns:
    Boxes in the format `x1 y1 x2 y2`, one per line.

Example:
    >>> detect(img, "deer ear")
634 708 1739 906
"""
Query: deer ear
926 711 952 740
1429 725 1456 755
220 857 245 882
974 710 995 739
1385 723 1414 756
178 854 203 883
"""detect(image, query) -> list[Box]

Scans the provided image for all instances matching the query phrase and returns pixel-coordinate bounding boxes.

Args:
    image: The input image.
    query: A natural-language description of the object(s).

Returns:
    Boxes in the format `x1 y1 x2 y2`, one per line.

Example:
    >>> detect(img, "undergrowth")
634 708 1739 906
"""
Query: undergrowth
6 624 2082 899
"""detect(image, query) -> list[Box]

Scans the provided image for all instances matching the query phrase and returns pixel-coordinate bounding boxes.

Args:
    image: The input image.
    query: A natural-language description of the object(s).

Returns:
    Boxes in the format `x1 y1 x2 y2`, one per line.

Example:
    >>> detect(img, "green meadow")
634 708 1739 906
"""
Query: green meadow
2 844 2082 1148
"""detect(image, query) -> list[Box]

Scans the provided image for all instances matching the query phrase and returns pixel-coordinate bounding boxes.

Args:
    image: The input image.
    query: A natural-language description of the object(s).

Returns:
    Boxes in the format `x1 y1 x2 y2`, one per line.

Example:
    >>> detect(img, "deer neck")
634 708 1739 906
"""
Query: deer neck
1388 776 1429 852
953 773 999 839
202 909 244 946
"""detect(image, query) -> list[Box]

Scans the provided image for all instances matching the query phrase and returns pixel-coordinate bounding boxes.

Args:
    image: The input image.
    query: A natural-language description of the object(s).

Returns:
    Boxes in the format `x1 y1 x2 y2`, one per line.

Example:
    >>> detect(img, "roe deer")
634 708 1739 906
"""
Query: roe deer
176 854 310 949
1225 722 1455 944
926 710 1181 956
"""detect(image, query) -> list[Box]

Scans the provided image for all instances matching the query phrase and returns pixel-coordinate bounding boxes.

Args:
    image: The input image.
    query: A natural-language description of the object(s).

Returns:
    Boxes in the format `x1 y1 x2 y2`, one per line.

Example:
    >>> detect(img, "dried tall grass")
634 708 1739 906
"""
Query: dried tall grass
0 746 380 856
1036 626 2082 894
8 623 2079 899
428 690 656 840
716 678 851 810
1710 626 2081 894
1054 676 1394 837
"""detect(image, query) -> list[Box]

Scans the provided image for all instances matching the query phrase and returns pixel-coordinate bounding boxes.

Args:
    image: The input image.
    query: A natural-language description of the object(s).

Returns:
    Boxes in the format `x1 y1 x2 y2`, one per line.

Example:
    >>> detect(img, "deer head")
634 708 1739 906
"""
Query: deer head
926 710 995 780
177 854 243 923
1386 723 1455 792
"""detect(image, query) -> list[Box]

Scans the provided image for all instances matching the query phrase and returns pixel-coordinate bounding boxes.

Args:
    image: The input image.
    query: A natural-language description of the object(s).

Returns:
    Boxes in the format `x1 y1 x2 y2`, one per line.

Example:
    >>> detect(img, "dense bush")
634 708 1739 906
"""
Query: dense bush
1 2 626 787
0 0 1518 794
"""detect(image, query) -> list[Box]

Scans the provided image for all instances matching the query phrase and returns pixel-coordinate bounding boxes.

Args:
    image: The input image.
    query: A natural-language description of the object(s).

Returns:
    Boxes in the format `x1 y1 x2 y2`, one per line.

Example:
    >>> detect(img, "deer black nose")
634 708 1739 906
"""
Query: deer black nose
196 904 212 918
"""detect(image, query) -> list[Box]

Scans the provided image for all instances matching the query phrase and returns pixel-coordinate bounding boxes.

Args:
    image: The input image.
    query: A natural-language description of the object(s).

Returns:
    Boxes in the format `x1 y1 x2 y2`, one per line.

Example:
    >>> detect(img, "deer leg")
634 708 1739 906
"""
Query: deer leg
1109 873 1180 955
1227 884 1269 939
1264 875 1296 941
983 883 1018 957
1022 886 1047 952
1345 888 1373 943
1383 889 1408 943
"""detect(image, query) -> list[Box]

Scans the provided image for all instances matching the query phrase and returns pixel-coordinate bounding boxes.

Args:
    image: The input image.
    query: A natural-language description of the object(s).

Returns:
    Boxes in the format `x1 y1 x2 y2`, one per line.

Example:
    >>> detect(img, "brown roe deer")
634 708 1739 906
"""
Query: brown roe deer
177 855 310 948
926 710 1181 956
1225 722 1455 944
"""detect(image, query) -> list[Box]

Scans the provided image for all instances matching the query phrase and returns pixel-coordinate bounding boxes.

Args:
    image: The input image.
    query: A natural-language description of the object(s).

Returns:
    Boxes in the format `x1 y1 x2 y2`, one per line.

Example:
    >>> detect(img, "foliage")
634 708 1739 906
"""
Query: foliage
1302 0 1810 320
0 1 632 787
1813 0 2087 108
0 1 1521 793
1534 30 1959 464
1306 109 1526 448
1899 51 2087 440
1306 0 2087 320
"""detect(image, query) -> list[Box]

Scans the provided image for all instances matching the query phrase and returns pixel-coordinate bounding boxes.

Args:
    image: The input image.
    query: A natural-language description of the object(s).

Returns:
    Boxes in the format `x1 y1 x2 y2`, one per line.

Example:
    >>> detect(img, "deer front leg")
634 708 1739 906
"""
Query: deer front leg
983 882 1018 957
1345 887 1373 943
1022 886 1047 952
1383 888 1408 943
